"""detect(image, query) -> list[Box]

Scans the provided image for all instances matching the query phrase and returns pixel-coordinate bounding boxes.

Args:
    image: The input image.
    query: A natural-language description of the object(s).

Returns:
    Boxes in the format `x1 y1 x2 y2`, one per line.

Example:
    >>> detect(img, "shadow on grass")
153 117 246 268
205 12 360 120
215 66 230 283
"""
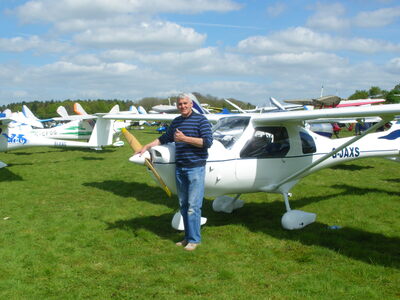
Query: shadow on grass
385 178 400 183
330 164 373 171
83 180 177 209
5 162 33 167
8 150 59 156
0 168 23 181
92 180 399 269
329 184 399 196
59 147 116 153
81 156 104 161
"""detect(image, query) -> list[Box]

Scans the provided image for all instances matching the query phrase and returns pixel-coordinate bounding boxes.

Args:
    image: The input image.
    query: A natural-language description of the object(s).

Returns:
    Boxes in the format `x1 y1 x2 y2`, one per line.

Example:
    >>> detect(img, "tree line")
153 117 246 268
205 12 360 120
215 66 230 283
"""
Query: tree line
348 84 400 103
1 85 399 119
0 92 254 119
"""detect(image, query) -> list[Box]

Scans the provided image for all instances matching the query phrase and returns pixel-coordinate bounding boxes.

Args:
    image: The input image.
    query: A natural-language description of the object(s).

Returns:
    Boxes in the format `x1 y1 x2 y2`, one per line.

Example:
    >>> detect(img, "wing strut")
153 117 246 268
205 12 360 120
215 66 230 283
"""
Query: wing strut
273 117 392 191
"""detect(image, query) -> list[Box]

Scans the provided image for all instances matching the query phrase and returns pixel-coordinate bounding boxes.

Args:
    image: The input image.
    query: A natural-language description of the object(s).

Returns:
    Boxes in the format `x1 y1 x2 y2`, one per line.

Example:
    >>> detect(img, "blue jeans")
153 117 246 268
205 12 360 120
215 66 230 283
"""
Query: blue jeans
175 166 205 244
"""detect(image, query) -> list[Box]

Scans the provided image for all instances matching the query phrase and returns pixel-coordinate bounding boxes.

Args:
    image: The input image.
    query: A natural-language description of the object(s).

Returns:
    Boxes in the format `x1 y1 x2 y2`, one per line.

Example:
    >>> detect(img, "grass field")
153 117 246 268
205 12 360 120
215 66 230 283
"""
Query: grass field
1 128 399 299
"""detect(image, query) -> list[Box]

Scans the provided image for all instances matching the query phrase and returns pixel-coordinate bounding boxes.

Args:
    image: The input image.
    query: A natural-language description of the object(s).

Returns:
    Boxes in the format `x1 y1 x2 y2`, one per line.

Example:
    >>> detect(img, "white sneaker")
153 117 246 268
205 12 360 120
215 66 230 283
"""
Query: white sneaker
184 243 199 251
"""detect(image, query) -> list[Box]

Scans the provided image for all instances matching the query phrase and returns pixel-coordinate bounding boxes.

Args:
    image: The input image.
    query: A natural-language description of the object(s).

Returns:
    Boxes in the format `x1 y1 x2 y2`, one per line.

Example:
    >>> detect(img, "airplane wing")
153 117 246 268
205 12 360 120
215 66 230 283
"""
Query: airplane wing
0 113 13 125
102 112 223 123
284 95 341 107
336 99 385 107
307 117 382 124
52 115 97 121
251 104 400 126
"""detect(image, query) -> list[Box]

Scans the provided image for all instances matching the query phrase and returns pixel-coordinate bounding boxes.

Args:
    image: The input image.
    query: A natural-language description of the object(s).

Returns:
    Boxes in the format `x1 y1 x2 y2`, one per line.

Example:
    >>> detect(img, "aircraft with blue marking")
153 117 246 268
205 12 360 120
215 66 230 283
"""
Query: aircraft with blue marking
103 98 400 230
0 109 115 168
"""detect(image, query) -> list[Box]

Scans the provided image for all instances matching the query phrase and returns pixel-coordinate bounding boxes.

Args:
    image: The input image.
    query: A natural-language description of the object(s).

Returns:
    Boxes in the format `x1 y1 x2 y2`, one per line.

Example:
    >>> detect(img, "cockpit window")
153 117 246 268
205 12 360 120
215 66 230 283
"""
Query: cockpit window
212 117 250 149
300 131 316 154
240 126 290 158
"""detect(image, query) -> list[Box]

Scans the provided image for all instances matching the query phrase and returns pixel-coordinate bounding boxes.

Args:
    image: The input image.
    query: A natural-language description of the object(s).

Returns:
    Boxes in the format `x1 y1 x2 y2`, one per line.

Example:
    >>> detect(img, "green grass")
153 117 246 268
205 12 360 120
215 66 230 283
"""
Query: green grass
0 128 399 299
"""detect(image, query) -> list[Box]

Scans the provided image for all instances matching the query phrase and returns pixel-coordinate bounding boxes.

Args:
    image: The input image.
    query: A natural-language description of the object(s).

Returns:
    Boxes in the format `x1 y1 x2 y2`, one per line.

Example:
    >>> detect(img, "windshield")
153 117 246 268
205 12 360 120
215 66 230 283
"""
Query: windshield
212 116 250 149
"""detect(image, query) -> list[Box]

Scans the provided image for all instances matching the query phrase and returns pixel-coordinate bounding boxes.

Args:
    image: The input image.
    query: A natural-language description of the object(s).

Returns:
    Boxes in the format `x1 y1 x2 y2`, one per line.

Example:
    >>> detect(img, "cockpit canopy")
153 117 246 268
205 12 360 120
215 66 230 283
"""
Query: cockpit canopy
212 116 250 149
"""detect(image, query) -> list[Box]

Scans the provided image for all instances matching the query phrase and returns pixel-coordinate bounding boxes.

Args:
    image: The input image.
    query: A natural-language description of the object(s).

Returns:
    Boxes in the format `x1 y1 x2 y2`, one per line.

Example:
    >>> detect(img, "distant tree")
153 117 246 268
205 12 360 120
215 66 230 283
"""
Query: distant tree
348 90 369 100
368 86 383 97
1 94 254 116
386 90 400 104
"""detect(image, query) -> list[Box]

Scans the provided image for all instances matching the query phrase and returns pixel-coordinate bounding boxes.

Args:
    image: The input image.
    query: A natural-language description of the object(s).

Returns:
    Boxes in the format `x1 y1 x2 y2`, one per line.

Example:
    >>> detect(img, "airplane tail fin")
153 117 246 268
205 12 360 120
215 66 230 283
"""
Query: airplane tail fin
74 103 88 115
109 104 120 113
190 93 210 114
12 111 43 128
138 106 147 114
129 105 139 114
57 106 69 118
22 105 39 120
270 97 286 111
88 117 114 149
21 106 43 128
225 98 245 113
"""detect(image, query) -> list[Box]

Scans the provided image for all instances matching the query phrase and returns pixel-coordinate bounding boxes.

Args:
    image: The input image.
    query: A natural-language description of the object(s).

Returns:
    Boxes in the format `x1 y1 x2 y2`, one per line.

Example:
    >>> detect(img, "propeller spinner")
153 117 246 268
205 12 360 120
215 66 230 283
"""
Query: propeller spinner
121 128 172 197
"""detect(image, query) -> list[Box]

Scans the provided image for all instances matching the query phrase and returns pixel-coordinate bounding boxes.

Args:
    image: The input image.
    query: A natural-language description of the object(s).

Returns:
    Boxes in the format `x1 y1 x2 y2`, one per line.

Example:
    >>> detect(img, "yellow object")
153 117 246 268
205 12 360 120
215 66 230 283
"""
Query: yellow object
122 128 172 197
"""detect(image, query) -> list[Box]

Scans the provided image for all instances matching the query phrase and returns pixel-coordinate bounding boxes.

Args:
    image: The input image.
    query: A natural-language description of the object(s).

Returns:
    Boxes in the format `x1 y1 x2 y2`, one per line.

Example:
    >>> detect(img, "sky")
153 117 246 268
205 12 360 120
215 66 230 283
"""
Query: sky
0 0 399 107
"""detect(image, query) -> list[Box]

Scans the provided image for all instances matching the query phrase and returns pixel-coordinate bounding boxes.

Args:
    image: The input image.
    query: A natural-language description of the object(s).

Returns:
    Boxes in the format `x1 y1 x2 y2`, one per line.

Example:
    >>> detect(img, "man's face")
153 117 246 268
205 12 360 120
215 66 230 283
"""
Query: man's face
177 97 193 117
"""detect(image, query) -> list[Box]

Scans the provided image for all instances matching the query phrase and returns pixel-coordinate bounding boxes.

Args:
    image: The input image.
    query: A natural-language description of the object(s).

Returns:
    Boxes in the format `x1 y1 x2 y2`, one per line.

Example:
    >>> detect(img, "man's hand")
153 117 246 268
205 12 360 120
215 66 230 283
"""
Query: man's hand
174 129 186 142
135 145 149 156
174 129 204 148
135 139 161 156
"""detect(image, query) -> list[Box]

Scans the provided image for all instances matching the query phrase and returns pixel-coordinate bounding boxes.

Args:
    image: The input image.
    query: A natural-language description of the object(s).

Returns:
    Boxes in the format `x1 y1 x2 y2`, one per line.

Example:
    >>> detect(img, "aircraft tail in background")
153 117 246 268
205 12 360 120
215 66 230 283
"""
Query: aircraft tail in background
190 93 210 114
57 106 69 118
129 105 139 114
138 106 147 114
74 103 88 115
22 105 39 121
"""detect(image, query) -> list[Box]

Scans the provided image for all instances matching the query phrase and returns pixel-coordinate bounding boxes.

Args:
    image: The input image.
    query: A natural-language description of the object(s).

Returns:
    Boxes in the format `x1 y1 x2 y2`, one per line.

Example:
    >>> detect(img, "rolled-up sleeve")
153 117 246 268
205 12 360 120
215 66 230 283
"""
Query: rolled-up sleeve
200 118 213 149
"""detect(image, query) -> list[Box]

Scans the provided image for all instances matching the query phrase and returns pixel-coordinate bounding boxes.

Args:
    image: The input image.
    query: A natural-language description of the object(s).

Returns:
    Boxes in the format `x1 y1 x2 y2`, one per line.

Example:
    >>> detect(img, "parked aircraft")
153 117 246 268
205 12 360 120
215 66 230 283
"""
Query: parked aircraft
284 95 385 108
0 110 114 168
104 103 400 230
21 104 132 146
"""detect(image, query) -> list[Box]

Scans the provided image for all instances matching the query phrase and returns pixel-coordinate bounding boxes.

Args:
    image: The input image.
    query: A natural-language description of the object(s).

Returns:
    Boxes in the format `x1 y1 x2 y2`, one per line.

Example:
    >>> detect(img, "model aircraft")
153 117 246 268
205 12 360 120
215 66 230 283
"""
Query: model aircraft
0 110 114 168
104 102 400 231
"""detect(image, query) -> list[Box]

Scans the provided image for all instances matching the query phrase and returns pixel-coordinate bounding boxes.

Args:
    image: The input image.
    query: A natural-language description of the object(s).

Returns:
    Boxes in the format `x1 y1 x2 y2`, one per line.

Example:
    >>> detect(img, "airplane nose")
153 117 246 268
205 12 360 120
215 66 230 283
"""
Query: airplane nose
128 151 150 165
150 144 175 164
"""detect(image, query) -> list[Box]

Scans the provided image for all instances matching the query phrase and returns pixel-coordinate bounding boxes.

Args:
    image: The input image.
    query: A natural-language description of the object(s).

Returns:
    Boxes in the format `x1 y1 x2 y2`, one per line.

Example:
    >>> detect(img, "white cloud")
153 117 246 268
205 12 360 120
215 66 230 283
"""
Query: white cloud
129 47 253 75
354 6 400 28
386 57 400 74
73 21 206 51
14 0 241 24
306 2 349 31
0 35 74 54
237 27 400 54
307 4 400 30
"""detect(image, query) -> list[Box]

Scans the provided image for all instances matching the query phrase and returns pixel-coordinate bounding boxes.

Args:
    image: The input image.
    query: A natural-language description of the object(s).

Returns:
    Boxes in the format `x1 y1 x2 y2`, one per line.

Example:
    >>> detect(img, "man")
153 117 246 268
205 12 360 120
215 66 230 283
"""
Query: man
137 93 213 251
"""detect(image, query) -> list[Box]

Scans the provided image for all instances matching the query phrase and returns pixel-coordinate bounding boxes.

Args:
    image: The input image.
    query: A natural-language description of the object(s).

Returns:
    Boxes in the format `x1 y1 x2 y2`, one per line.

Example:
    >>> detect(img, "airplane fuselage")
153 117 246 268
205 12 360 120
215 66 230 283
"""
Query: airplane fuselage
142 116 399 197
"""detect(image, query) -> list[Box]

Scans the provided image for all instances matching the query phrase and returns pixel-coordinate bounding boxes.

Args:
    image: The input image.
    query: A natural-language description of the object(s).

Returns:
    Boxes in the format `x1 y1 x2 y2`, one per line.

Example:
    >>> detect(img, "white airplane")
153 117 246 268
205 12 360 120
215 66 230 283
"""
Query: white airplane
225 98 303 113
21 104 131 146
104 102 400 231
0 110 114 168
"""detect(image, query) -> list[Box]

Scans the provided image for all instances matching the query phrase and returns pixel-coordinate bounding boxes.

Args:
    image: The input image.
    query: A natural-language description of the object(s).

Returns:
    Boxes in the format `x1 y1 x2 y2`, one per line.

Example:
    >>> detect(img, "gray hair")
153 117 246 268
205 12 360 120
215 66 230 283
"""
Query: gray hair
177 93 192 103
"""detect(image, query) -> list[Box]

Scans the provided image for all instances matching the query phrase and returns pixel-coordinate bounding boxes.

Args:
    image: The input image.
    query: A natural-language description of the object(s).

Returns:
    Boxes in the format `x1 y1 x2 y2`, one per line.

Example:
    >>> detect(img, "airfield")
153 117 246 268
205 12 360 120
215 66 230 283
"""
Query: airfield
0 128 399 299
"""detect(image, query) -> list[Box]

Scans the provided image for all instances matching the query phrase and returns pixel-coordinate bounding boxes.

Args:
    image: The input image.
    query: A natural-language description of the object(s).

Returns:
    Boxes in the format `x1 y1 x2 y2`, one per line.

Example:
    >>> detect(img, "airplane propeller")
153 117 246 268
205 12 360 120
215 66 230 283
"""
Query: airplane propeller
121 128 172 197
